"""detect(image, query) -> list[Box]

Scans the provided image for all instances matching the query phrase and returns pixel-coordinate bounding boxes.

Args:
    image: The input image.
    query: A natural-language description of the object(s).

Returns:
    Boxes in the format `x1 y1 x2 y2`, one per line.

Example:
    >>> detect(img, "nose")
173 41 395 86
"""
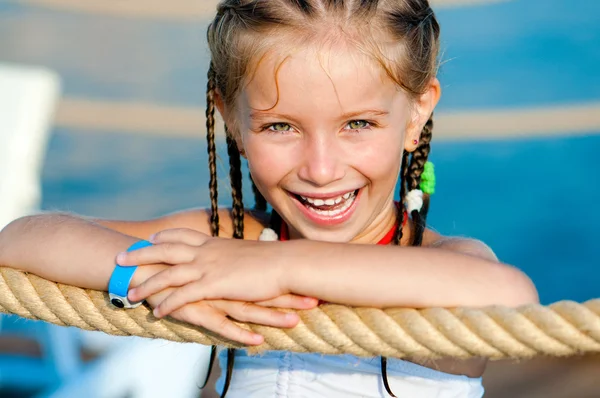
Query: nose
297 134 345 187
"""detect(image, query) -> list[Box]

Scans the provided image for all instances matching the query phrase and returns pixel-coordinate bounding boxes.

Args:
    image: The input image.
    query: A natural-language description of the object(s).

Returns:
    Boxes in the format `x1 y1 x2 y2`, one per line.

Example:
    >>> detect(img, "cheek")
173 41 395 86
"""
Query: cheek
354 134 404 185
244 138 293 192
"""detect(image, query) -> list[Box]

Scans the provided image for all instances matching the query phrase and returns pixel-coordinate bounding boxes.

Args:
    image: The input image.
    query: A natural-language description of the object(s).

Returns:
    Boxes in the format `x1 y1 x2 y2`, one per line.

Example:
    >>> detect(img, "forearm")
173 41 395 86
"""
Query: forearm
0 214 157 290
280 240 538 308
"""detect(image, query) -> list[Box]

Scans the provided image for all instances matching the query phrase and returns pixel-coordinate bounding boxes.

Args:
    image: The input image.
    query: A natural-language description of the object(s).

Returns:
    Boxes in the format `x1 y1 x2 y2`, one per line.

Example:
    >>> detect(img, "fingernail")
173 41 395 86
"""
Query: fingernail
148 234 156 242
304 297 317 304
153 307 160 318
116 253 127 264
128 288 137 298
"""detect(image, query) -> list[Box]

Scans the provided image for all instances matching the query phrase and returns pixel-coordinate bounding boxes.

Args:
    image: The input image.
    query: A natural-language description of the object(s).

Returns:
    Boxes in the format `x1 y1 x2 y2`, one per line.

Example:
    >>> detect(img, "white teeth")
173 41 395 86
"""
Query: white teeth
299 191 356 207
306 194 355 217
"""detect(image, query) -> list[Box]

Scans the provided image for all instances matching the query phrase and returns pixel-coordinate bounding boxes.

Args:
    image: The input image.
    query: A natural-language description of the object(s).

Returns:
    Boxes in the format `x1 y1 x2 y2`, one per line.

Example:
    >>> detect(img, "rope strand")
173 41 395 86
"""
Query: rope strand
1 268 598 360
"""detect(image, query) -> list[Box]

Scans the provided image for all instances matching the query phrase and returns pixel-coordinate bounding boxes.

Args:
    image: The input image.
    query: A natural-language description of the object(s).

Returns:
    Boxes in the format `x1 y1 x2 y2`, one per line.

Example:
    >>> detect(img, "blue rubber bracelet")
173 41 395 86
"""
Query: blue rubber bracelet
108 240 153 307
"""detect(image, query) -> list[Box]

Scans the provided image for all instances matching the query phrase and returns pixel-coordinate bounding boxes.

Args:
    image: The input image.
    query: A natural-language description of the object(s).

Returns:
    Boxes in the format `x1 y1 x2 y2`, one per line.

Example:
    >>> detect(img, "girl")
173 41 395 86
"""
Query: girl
0 0 538 397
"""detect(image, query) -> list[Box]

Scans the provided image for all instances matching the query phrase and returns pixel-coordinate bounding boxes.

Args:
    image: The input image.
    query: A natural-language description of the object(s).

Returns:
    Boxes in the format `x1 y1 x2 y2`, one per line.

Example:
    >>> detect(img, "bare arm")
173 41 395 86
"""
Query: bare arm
280 238 538 308
0 207 266 290
0 214 313 345
0 214 155 290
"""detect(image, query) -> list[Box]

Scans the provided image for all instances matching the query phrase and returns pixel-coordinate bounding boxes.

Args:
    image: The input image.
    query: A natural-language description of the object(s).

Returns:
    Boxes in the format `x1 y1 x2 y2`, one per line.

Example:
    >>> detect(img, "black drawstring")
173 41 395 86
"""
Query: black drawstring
200 345 217 389
219 348 236 397
199 346 235 398
381 357 398 397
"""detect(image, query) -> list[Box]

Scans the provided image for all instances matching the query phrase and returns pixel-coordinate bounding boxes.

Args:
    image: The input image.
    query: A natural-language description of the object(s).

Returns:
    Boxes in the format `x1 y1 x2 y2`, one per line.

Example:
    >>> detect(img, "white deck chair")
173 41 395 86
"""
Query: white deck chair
0 63 78 394
0 64 212 397
0 63 58 230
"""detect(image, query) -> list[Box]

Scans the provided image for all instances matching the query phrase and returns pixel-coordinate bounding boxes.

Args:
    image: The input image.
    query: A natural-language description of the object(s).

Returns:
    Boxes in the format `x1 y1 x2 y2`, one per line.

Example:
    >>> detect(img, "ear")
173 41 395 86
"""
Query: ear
237 139 247 159
405 78 441 152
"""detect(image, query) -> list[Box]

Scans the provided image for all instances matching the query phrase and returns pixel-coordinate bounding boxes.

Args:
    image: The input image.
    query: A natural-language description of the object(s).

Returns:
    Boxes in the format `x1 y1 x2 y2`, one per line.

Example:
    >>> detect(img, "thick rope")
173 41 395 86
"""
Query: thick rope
1 268 599 360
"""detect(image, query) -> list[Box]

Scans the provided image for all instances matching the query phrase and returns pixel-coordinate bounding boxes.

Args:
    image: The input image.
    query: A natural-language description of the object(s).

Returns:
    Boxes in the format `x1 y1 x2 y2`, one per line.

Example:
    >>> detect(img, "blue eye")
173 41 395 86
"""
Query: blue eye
268 123 292 132
347 120 370 130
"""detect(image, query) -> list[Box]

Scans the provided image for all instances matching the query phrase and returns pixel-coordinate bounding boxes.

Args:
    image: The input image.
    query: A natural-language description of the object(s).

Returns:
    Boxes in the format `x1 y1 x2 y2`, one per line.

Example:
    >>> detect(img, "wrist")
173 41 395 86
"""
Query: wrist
109 240 157 309
275 240 307 294
279 239 340 298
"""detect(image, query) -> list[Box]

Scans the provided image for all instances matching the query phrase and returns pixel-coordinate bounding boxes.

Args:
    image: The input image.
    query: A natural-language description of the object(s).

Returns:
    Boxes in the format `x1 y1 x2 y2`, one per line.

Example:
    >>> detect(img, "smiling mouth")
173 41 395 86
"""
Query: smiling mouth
292 189 359 217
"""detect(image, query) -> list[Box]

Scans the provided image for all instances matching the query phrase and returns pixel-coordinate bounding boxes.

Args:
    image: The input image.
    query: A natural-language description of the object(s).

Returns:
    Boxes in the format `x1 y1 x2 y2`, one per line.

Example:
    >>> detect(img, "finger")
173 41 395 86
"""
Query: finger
172 304 263 346
214 301 299 328
128 266 202 302
255 294 319 310
150 228 209 246
153 281 208 318
117 242 196 266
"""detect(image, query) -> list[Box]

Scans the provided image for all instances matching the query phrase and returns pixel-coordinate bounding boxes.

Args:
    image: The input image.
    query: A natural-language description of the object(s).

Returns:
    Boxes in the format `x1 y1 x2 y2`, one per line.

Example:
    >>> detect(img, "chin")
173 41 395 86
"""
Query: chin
293 224 359 243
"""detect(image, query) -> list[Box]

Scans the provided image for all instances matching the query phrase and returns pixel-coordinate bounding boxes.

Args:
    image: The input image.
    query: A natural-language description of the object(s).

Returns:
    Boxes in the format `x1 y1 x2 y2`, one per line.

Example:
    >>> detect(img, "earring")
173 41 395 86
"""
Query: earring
413 139 419 146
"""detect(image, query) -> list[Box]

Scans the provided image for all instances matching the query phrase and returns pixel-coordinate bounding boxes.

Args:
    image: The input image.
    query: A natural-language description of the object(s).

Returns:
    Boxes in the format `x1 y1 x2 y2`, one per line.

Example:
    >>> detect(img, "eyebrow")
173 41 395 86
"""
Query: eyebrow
249 109 390 122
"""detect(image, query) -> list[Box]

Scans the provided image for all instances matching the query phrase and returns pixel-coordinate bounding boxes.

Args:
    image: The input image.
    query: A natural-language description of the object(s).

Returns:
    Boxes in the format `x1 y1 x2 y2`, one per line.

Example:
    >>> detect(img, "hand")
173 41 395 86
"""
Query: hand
118 228 293 318
145 287 318 345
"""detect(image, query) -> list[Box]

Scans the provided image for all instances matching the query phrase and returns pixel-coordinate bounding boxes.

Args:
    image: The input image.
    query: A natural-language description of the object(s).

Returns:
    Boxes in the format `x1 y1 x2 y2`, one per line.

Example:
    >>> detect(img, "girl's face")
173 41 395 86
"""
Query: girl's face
229 44 436 243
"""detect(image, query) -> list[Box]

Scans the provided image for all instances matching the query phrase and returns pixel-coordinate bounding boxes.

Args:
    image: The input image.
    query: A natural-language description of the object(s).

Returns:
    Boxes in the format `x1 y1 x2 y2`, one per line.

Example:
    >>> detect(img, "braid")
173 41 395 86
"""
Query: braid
406 114 434 247
251 173 268 211
206 64 220 238
226 132 245 240
201 63 221 394
392 151 410 246
219 129 247 397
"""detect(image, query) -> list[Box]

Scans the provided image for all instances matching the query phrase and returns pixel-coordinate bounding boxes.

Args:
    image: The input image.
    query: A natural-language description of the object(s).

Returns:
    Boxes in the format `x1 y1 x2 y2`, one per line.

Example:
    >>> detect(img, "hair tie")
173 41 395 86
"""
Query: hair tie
420 161 436 195
258 228 279 241
405 189 424 213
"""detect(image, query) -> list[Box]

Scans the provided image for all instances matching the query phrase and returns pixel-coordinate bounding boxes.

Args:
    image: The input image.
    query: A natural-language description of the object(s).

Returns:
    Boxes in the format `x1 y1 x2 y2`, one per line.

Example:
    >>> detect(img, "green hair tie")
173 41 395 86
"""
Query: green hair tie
420 161 436 195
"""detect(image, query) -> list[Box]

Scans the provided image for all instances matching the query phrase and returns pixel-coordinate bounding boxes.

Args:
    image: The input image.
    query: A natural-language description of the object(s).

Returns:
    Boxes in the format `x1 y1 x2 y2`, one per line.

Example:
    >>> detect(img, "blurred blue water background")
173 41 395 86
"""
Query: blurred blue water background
2 0 599 306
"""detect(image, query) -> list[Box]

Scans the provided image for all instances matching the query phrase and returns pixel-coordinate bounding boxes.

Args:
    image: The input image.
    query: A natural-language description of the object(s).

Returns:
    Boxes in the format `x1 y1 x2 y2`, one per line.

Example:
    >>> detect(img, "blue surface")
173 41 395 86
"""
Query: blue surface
437 0 600 110
1 0 599 108
0 4 209 105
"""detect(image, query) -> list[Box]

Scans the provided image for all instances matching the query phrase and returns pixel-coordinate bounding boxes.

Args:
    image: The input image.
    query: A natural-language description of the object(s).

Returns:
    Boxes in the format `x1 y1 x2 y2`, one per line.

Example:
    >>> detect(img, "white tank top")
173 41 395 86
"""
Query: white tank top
215 349 485 398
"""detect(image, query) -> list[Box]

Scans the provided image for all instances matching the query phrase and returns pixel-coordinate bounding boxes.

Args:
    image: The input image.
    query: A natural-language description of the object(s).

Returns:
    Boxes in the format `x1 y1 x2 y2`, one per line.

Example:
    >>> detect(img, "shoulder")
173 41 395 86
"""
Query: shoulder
96 208 269 240
161 208 269 239
423 228 539 305
423 229 498 263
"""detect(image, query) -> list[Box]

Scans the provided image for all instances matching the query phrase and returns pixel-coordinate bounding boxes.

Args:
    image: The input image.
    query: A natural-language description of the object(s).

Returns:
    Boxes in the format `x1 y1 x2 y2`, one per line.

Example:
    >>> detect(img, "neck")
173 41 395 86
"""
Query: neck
350 200 399 245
